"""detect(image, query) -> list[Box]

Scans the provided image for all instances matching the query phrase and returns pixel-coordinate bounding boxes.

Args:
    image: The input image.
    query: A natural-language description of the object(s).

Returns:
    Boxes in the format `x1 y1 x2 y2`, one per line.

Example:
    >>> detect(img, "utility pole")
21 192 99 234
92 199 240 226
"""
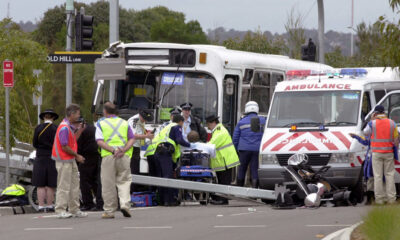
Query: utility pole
33 69 43 125
66 0 74 107
350 0 354 57
317 0 325 64
109 0 119 103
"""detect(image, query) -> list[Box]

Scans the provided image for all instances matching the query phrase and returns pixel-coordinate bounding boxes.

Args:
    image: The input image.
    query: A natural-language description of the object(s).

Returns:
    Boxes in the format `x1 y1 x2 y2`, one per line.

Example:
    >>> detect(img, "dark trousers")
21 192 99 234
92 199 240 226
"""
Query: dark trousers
237 151 259 182
78 155 103 209
130 147 142 193
154 152 176 205
213 168 233 203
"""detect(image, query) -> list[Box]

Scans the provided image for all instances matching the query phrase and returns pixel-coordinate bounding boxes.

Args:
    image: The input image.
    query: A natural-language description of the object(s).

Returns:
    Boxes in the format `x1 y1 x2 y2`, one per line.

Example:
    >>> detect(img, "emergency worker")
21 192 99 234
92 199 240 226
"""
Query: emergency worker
180 102 207 142
206 115 240 205
147 114 192 206
52 104 87 219
96 102 135 218
363 105 399 204
32 109 59 212
127 110 154 192
233 101 265 188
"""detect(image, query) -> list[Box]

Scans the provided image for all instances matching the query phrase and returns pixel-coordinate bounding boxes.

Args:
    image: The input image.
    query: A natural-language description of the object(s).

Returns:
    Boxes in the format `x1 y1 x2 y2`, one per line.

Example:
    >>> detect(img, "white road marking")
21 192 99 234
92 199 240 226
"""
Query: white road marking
123 226 173 229
24 228 73 231
216 214 224 217
214 225 267 228
230 212 255 216
306 224 352 227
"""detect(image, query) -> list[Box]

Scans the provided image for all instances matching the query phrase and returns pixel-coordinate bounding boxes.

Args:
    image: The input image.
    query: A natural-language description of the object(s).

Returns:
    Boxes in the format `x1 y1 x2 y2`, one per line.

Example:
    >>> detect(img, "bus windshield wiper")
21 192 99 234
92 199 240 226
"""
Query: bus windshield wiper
283 122 321 127
325 121 355 126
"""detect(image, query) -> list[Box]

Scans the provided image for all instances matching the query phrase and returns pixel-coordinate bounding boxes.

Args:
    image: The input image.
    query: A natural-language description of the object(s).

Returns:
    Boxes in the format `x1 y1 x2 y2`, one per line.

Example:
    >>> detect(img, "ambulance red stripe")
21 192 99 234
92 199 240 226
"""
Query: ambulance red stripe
310 132 339 150
262 132 285 151
289 141 318 151
332 132 351 149
270 132 305 151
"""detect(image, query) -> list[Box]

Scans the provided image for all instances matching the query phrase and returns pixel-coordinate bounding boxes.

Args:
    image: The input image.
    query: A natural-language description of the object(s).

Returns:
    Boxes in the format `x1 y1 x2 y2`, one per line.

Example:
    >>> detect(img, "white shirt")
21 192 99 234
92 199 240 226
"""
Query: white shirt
190 142 216 158
128 114 146 148
182 116 192 142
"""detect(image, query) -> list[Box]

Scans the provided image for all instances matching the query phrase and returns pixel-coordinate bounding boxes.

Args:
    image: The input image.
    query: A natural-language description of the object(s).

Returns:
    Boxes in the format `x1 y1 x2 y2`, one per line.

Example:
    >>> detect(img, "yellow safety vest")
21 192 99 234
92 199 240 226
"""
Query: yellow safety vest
1 184 25 196
99 117 133 158
209 123 240 171
144 122 181 163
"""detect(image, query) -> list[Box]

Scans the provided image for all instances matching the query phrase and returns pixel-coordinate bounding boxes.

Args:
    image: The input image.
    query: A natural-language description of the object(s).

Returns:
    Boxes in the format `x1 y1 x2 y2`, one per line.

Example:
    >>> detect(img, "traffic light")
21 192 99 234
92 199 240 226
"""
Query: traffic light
75 12 94 51
301 38 316 62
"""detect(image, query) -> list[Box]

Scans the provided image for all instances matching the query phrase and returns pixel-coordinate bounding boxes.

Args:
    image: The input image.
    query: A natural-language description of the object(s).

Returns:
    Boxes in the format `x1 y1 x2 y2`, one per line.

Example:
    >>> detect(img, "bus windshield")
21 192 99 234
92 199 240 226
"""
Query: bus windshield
268 90 361 128
160 72 218 123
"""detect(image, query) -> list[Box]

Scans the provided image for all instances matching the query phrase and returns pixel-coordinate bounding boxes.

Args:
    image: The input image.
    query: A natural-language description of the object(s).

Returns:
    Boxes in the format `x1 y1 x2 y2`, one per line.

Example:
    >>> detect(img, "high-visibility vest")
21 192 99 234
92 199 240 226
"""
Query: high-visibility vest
52 120 77 162
1 184 25 196
371 118 396 153
144 122 180 163
99 117 133 158
209 123 240 172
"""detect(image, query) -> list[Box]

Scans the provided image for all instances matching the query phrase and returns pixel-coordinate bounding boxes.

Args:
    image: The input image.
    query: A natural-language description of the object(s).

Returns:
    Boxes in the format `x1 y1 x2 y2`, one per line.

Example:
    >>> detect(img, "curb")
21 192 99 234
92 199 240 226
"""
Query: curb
0 206 37 216
322 222 363 240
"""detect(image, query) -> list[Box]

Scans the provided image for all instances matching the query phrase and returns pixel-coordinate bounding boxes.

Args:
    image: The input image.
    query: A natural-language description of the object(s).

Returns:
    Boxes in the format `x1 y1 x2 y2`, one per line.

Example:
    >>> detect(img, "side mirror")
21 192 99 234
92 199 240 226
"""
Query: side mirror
250 117 261 132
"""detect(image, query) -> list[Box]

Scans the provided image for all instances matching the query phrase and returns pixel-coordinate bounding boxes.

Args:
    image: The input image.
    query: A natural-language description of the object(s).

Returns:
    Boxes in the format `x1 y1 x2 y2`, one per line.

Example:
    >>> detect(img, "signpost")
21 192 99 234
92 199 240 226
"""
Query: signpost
33 69 42 125
3 60 13 186
47 52 102 64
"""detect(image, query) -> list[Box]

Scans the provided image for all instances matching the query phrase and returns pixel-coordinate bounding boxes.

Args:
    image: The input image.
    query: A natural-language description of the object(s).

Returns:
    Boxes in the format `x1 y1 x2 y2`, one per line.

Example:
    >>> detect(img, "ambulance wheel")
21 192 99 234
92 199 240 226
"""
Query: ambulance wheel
350 169 364 204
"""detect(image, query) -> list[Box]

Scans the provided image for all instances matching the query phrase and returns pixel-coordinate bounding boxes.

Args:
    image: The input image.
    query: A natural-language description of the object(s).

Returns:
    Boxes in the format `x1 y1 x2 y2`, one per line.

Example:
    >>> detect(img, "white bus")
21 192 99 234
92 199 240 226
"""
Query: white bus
92 42 333 135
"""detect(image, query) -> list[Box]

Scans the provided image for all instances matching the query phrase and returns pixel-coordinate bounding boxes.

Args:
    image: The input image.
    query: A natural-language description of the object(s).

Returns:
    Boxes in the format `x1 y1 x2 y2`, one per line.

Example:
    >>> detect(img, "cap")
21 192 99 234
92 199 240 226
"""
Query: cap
205 115 219 123
374 105 385 113
139 109 154 122
39 109 59 121
169 106 182 115
180 102 193 110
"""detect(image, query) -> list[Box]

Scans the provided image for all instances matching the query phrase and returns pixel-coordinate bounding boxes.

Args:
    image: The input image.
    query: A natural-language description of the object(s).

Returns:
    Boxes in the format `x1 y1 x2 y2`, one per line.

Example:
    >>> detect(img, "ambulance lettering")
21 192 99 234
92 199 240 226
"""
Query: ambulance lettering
284 84 352 91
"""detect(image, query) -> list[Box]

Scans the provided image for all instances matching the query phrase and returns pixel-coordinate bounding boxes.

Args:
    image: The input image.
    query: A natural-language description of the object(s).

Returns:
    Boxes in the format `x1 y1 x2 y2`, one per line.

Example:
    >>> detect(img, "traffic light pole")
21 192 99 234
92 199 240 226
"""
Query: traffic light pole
66 8 73 107
109 0 119 103
317 0 325 64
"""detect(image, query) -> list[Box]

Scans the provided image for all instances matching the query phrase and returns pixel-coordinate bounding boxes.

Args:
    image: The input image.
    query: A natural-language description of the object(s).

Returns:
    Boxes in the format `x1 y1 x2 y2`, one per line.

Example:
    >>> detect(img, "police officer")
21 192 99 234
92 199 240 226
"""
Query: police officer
127 110 154 192
206 115 240 205
146 114 192 206
52 104 87 219
96 102 135 218
233 101 265 188
180 102 207 142
32 109 58 212
363 105 399 204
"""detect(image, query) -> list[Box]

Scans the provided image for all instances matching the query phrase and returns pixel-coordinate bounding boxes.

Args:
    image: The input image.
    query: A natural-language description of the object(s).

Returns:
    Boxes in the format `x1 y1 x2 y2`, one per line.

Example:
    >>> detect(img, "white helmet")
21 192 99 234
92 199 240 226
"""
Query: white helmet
245 101 259 114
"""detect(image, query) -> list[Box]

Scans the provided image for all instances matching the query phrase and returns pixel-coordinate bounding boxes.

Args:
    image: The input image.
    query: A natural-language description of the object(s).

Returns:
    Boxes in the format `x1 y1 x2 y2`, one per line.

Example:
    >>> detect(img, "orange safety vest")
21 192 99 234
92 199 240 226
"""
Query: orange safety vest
51 120 77 162
371 118 395 153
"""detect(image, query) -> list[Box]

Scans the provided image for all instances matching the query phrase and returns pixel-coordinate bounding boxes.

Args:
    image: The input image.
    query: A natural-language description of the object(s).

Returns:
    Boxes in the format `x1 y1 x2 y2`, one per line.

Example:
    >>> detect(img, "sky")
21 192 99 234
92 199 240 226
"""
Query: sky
1 0 398 34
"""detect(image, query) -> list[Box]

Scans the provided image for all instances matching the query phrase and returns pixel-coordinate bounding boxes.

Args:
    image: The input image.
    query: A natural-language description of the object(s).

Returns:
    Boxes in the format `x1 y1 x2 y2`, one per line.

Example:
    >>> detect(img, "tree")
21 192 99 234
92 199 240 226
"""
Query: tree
0 19 52 145
222 30 286 55
284 6 306 59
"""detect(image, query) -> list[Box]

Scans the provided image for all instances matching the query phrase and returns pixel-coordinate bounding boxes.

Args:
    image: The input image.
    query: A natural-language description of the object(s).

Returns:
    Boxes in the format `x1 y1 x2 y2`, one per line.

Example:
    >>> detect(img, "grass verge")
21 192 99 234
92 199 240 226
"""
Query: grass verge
361 205 400 240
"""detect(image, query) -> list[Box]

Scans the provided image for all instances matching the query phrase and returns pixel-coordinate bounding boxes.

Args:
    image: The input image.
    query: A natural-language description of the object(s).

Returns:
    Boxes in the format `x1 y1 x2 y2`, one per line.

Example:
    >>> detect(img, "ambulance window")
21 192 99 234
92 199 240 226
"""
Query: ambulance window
361 92 371 120
374 90 386 103
388 94 400 124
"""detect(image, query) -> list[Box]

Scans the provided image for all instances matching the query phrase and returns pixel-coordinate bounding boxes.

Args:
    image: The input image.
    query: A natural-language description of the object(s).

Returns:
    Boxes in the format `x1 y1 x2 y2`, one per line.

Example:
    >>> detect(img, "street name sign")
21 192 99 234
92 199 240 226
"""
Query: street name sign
47 51 102 64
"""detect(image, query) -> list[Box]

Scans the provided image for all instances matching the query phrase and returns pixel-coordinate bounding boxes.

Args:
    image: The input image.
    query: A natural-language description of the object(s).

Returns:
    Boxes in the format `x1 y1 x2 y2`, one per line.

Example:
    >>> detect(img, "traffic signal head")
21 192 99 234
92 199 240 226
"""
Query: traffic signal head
75 13 94 51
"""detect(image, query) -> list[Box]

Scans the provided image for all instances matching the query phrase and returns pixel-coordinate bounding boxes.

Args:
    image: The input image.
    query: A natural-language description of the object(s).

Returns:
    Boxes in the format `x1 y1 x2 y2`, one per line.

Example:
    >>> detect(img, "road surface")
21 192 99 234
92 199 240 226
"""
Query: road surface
0 201 369 240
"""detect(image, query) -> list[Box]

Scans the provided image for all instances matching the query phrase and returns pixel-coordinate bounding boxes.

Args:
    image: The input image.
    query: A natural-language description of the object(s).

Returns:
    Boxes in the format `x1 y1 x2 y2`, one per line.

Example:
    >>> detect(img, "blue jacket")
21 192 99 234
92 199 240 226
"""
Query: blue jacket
232 113 266 152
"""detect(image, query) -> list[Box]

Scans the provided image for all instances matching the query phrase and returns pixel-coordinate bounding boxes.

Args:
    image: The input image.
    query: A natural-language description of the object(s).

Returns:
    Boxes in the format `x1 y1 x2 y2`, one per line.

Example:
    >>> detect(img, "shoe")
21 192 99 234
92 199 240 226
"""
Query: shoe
102 212 115 219
94 207 103 212
121 208 131 218
57 212 73 219
72 211 88 218
46 206 55 212
210 199 229 205
80 205 96 211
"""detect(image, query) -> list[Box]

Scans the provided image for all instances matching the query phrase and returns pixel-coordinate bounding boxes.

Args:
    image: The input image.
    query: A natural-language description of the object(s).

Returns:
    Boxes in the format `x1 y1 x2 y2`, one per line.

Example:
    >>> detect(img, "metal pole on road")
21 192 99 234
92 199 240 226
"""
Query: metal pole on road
5 87 10 187
66 0 74 107
317 0 325 64
109 0 119 103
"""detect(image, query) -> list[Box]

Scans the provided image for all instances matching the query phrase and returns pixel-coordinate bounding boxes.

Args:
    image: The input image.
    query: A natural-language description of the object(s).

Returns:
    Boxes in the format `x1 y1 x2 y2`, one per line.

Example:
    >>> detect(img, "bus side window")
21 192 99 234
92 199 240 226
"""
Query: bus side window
271 73 284 101
361 92 371 120
251 71 270 114
388 94 400 124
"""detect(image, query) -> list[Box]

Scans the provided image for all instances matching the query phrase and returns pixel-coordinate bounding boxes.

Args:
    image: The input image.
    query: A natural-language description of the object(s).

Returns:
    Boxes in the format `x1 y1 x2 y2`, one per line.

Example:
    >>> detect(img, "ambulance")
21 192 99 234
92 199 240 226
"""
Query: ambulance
258 67 400 197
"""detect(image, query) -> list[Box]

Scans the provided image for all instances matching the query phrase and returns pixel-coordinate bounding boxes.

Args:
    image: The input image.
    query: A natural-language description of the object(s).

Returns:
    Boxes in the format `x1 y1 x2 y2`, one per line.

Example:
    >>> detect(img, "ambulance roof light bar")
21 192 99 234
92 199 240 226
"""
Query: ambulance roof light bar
339 68 368 77
286 69 333 80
